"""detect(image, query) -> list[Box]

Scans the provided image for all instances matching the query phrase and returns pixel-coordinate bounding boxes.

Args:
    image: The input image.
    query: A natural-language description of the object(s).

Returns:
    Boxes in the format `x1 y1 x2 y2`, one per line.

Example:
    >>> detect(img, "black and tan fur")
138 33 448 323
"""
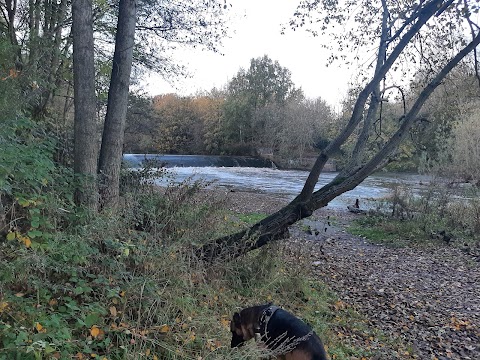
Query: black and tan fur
230 304 328 360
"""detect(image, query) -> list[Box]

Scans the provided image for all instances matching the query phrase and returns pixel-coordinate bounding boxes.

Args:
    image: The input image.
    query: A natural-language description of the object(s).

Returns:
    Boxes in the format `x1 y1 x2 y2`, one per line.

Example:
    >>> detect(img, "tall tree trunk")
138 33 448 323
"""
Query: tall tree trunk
5 0 18 47
341 0 389 175
98 0 137 208
72 0 98 209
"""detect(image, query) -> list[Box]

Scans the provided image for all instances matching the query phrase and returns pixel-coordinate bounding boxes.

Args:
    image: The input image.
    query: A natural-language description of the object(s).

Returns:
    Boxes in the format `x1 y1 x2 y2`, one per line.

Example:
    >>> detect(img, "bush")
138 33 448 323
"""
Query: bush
350 180 480 247
450 109 480 182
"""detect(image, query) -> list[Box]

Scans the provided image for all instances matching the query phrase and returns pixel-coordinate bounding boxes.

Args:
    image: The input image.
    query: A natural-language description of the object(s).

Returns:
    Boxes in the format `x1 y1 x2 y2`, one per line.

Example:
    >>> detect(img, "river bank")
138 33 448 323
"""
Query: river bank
214 188 480 360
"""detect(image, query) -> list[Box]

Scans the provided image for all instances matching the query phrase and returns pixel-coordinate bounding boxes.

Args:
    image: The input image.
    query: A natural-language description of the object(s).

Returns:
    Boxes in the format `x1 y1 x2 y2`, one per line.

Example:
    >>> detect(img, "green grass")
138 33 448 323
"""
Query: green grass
348 215 414 247
348 212 468 248
234 212 268 224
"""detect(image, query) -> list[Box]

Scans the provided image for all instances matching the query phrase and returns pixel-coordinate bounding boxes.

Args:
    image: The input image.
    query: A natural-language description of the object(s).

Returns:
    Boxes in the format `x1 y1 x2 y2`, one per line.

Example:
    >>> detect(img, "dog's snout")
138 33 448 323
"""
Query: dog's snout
230 332 245 348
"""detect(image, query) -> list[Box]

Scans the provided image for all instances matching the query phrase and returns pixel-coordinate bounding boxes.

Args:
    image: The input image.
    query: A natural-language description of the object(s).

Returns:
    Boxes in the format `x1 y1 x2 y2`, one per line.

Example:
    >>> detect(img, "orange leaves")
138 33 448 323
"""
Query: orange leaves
449 316 472 331
220 316 230 329
205 338 222 351
1 68 19 80
0 301 8 313
90 325 105 340
5 231 32 248
159 324 170 333
90 326 100 337
23 236 32 248
333 300 347 311
35 322 47 334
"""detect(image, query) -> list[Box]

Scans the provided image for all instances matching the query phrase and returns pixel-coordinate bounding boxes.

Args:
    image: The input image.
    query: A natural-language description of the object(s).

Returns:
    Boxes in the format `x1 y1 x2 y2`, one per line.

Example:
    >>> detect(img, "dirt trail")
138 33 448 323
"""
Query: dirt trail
295 210 480 360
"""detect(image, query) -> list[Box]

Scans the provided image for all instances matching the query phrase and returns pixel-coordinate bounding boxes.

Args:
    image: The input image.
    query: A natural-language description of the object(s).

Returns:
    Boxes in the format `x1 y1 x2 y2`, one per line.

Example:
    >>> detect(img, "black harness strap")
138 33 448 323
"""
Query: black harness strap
256 305 279 338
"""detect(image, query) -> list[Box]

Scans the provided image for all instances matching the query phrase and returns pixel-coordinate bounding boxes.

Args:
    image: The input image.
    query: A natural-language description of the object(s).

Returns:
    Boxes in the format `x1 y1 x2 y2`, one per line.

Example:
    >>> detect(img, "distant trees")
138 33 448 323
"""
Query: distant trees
152 94 201 154
451 109 480 181
124 55 336 166
223 55 304 153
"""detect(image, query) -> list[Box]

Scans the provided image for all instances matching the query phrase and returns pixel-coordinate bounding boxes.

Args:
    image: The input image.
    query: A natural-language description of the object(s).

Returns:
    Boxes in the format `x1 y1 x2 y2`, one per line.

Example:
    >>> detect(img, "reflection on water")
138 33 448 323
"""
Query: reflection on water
153 167 434 210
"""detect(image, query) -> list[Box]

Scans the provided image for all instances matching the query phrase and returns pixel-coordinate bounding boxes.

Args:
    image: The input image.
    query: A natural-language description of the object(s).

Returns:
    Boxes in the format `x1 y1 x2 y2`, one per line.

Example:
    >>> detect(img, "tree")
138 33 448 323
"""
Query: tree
0 0 72 118
198 0 480 261
152 94 201 154
278 98 334 166
124 93 158 153
223 55 302 151
72 0 98 209
192 93 226 154
98 0 137 208
450 109 480 181
69 0 230 208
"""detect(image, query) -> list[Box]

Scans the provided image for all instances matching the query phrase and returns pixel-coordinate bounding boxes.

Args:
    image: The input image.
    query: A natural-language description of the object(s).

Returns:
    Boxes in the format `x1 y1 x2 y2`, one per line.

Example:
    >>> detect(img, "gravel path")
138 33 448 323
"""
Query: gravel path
293 208 480 360
216 189 480 359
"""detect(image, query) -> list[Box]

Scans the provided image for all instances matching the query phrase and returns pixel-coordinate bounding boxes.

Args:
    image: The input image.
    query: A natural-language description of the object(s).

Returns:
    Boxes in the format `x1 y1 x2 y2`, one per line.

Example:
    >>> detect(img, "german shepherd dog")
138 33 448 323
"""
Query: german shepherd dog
230 304 328 360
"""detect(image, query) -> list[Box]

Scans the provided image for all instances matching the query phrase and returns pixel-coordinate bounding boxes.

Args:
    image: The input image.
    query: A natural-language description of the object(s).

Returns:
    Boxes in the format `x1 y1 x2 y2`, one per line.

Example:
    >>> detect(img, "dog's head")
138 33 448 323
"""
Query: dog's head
230 312 245 348
230 304 270 348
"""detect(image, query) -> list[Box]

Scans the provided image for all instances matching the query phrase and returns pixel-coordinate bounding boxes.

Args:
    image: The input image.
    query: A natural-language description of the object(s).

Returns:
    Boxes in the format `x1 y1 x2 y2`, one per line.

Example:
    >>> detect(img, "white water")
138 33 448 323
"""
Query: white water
154 167 434 210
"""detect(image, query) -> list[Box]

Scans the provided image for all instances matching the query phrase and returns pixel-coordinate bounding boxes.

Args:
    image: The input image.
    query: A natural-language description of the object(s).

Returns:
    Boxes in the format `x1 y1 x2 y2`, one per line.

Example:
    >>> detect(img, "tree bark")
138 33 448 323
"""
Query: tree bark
98 0 137 208
297 0 444 203
72 0 98 209
346 0 389 172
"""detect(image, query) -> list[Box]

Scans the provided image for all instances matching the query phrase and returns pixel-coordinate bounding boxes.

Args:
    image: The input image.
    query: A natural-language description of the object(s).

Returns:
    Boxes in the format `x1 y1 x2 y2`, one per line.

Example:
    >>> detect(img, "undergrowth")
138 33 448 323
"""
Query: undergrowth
0 117 413 359
349 183 480 249
0 176 359 359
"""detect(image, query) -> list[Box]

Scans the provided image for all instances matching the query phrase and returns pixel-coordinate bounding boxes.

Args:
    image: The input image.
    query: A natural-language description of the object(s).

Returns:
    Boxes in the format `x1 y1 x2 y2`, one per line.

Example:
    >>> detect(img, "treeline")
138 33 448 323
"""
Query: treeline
125 56 336 168
125 55 480 176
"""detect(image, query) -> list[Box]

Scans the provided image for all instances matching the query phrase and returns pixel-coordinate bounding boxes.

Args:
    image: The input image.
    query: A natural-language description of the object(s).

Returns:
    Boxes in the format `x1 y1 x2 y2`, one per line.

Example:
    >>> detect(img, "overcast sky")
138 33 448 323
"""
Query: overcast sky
143 0 354 107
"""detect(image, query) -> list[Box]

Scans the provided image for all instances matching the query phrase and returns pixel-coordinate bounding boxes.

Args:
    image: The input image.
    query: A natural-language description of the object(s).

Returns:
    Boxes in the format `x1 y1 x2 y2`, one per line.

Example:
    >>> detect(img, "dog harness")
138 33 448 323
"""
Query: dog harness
256 305 314 356
257 305 279 335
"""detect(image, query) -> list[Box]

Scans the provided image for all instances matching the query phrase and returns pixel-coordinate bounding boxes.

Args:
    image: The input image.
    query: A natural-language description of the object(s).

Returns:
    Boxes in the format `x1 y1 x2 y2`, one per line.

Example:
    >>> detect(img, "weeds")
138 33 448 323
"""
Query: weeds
349 181 480 249
1 149 413 359
1 166 351 359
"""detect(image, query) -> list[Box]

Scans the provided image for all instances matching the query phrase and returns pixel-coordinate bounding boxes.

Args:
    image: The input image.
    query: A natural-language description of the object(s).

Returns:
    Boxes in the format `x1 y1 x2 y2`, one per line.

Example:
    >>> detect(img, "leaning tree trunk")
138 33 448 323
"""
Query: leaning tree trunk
197 1 480 263
98 0 137 208
72 0 98 209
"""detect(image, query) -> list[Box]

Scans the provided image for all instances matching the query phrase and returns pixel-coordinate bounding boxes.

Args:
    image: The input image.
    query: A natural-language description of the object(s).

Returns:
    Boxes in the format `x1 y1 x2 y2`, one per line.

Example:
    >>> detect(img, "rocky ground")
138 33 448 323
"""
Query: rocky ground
216 189 480 360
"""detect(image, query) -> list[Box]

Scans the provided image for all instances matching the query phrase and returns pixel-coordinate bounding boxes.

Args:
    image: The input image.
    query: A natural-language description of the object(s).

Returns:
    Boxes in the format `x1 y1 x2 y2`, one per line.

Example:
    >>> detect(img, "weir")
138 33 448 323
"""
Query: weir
123 154 276 168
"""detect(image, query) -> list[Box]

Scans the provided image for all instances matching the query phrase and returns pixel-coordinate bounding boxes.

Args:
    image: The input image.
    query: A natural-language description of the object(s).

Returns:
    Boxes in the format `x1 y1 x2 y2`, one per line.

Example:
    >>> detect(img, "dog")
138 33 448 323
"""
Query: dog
230 304 328 360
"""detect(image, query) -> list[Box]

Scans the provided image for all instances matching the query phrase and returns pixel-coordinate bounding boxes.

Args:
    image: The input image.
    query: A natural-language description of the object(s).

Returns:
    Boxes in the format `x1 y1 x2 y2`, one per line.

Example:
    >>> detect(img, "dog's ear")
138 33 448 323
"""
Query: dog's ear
232 312 241 326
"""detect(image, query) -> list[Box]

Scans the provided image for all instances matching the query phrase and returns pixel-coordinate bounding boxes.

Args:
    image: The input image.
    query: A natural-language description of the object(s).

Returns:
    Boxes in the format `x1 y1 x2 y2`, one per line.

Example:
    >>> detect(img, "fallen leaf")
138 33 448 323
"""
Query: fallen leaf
159 324 170 333
90 326 100 338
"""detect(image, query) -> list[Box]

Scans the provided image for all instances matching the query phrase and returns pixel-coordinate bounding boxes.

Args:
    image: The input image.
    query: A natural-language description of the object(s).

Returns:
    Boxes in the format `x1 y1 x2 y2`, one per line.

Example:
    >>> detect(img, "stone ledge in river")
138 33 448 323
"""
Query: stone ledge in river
122 154 276 168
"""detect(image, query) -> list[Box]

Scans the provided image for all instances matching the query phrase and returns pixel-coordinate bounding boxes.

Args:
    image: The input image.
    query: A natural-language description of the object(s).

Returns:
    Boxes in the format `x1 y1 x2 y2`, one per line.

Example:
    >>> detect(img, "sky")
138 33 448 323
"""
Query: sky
143 0 354 108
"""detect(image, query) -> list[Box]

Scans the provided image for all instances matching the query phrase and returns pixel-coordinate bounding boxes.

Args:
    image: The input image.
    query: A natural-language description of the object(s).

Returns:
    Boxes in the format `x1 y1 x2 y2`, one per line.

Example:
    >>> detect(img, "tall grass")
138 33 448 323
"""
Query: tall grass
1 166 336 359
1 159 417 359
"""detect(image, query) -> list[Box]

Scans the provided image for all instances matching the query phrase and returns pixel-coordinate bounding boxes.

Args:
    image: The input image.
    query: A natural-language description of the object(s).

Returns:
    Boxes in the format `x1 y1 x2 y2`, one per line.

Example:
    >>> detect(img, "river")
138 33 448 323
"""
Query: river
152 166 434 210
